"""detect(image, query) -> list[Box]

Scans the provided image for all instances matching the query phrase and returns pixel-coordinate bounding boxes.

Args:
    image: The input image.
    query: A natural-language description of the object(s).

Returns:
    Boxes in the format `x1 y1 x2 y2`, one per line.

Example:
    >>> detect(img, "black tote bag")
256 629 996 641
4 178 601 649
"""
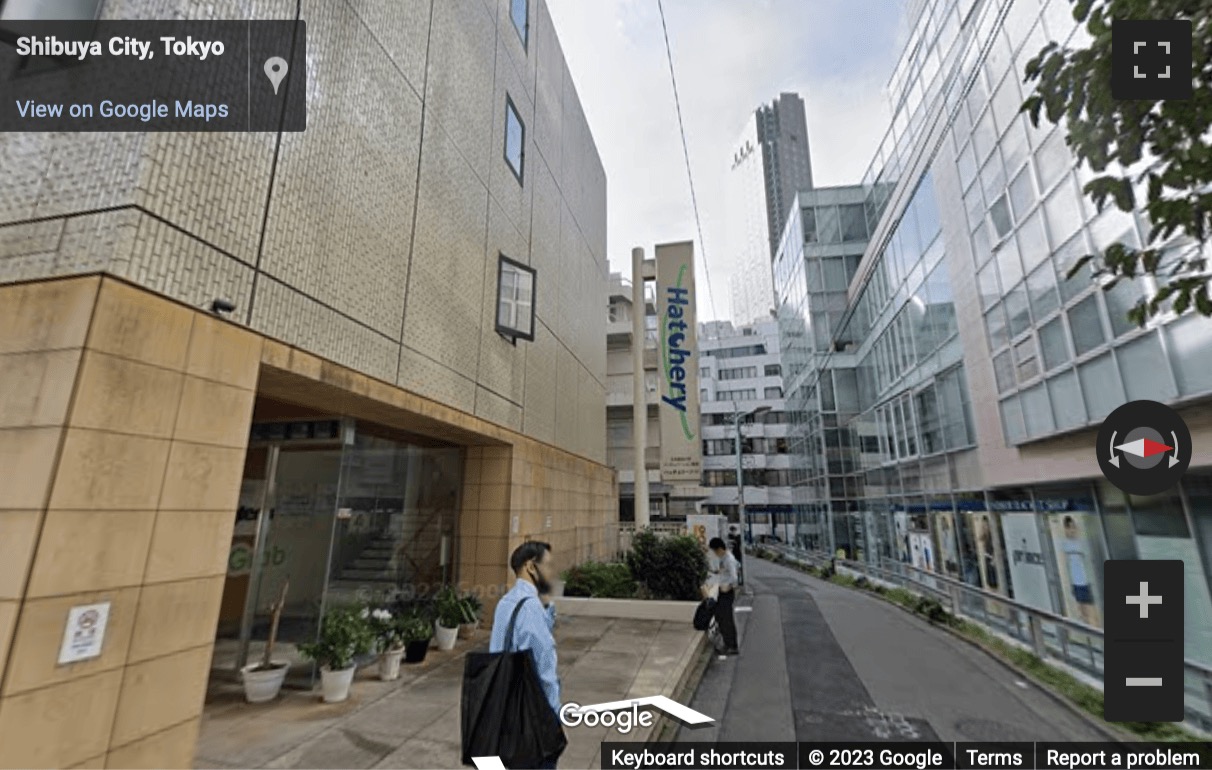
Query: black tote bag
461 597 567 768
692 597 716 631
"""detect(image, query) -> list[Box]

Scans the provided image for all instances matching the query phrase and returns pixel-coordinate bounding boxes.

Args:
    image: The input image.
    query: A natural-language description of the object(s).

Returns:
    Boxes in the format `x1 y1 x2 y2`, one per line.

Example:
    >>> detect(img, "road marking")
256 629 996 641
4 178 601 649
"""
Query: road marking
1014 680 1029 689
1126 677 1163 687
735 606 754 613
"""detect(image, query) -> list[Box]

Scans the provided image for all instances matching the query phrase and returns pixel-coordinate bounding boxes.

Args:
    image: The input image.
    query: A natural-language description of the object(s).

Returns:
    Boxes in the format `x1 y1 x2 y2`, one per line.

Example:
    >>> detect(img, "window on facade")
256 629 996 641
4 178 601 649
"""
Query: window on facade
1044 176 1083 248
1021 382 1055 437
840 204 867 241
764 386 783 399
816 205 841 243
1001 117 1030 174
1008 166 1035 222
1014 336 1039 381
994 234 1023 288
1005 283 1032 338
803 207 817 243
958 142 977 191
980 152 1007 206
1026 263 1059 319
977 261 1000 309
822 257 848 291
495 255 535 341
504 96 525 182
1077 352 1125 420
1103 278 1143 338
915 385 943 454
993 350 1015 392
985 304 1009 350
764 364 781 377
1000 396 1026 444
989 194 1013 239
1054 233 1092 304
1039 316 1071 371
1048 369 1086 429
510 0 529 47
1035 130 1069 192
1068 294 1106 355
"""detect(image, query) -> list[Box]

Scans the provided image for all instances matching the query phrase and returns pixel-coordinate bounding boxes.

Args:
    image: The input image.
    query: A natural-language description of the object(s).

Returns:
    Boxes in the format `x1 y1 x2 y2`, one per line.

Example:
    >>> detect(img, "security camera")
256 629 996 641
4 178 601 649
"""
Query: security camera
210 298 236 315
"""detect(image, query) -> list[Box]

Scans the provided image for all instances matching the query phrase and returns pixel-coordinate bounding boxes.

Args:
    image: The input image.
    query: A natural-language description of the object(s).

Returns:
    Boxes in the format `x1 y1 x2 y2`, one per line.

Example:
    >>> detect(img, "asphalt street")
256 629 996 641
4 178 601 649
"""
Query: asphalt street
675 556 1110 743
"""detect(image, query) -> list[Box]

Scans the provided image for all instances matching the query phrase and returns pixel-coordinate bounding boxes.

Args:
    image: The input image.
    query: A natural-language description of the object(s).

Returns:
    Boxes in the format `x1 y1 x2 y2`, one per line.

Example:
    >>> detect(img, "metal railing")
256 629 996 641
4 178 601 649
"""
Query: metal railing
759 544 1212 736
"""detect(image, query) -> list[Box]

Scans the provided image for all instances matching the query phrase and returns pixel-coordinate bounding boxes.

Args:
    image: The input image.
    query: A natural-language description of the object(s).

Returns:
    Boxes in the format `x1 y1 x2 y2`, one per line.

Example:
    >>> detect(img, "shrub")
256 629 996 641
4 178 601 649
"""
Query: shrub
626 531 708 601
562 561 636 598
297 605 374 671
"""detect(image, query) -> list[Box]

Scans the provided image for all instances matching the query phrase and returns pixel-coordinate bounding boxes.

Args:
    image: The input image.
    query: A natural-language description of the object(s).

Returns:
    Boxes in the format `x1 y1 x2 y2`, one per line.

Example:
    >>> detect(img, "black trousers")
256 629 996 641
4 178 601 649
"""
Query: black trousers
714 589 738 650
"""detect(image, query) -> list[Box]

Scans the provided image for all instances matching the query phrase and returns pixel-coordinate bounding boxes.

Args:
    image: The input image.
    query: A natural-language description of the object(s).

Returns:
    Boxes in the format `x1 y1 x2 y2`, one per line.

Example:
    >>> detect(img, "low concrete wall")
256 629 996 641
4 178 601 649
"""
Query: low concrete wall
554 596 700 621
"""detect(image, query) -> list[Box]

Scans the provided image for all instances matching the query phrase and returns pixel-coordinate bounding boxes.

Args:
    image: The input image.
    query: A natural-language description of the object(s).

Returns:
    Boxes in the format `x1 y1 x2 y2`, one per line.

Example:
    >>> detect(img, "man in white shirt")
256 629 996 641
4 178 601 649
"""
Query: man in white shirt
708 537 740 654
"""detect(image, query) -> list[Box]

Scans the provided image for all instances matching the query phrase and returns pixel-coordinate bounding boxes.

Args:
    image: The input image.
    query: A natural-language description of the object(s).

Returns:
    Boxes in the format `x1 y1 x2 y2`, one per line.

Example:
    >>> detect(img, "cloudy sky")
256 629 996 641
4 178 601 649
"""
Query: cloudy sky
548 0 908 321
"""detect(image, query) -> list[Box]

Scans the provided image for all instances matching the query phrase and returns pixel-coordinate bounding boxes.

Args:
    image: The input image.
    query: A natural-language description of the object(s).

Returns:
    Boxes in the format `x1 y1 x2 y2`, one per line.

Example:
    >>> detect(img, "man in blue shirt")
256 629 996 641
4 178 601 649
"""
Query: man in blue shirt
490 541 561 768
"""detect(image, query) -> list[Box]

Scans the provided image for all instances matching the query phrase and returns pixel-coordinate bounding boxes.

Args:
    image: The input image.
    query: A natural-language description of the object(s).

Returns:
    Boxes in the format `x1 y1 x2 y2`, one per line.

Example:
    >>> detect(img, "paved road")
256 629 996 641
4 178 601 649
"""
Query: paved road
676 556 1110 743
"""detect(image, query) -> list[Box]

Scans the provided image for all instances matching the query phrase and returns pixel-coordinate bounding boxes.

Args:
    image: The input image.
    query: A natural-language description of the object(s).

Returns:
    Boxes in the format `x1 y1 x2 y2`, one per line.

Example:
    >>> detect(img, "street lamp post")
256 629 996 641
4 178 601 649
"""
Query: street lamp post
732 404 771 544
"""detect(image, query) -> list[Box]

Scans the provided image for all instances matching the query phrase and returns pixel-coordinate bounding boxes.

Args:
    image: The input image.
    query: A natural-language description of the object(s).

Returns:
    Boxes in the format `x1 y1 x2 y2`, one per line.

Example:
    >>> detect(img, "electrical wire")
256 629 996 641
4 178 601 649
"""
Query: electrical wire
656 0 721 321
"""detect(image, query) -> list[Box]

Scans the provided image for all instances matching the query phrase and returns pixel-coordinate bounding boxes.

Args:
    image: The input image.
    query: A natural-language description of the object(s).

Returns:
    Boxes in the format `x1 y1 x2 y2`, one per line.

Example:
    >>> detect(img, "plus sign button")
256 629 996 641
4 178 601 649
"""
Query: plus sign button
1104 560 1183 641
1112 19 1193 100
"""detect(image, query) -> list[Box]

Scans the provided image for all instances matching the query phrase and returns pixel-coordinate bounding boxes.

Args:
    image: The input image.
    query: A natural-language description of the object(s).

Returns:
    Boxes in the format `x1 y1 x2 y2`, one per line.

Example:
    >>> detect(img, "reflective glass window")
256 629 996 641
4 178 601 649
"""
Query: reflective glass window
1039 316 1071 371
1078 352 1125 420
1048 368 1086 429
1068 294 1106 355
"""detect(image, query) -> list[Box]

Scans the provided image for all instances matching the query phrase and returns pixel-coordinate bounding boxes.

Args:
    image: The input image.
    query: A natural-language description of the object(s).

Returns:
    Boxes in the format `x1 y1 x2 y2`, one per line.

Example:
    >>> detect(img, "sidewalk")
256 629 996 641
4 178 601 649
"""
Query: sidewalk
196 614 700 770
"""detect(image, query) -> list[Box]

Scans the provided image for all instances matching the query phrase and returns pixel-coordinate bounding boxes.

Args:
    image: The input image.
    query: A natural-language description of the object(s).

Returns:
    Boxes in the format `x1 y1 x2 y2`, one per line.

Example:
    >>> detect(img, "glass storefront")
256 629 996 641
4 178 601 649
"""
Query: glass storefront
213 415 464 687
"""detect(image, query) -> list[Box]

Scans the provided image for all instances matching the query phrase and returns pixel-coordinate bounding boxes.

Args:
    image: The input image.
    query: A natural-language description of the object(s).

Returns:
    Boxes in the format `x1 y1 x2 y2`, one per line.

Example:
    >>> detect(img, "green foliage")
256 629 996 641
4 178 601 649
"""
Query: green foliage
562 561 637 598
1022 0 1212 324
625 531 708 601
434 585 477 628
399 616 434 644
367 607 405 651
297 605 374 671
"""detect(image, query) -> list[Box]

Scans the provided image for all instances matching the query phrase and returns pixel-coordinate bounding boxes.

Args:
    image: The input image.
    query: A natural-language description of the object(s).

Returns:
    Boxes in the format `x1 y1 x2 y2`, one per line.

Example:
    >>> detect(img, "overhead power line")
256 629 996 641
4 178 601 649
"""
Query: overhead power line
656 0 720 321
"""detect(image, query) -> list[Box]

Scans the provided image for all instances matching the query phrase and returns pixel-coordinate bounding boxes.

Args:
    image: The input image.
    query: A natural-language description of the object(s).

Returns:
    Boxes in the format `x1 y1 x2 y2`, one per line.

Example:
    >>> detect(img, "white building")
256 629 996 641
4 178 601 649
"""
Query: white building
727 92 815 326
698 320 795 540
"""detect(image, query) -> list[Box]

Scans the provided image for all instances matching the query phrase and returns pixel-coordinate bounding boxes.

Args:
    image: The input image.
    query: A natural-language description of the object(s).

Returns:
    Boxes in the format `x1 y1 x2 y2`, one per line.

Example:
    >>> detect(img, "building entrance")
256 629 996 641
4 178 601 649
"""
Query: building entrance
211 414 464 689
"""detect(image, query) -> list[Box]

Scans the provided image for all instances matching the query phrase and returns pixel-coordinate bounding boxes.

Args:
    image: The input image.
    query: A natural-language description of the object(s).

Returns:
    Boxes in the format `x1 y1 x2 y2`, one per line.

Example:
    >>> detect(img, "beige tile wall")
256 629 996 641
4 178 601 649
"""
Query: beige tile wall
0 277 262 769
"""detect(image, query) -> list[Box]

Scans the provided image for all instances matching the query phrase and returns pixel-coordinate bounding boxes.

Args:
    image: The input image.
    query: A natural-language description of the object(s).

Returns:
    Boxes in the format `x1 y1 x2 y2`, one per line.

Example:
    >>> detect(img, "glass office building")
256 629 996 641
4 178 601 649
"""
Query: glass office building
774 0 1212 716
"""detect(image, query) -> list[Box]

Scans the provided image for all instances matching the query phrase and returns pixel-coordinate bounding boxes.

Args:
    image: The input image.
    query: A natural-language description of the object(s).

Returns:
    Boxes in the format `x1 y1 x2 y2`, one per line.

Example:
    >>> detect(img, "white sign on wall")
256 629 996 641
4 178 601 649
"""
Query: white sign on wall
58 602 111 665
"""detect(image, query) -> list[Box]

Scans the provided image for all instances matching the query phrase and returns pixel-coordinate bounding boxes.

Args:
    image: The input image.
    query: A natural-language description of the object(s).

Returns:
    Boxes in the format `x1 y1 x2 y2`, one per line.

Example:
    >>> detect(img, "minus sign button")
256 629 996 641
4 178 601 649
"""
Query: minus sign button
1126 677 1164 686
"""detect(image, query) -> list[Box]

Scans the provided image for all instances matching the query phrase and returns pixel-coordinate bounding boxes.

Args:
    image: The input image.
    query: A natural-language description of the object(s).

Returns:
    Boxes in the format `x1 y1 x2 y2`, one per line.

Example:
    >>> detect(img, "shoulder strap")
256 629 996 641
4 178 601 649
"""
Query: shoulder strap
503 596 531 653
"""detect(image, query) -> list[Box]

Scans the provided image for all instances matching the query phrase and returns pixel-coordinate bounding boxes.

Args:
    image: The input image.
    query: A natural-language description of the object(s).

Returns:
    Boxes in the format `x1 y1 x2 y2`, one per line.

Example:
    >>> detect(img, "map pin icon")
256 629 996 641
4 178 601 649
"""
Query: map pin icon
264 57 288 95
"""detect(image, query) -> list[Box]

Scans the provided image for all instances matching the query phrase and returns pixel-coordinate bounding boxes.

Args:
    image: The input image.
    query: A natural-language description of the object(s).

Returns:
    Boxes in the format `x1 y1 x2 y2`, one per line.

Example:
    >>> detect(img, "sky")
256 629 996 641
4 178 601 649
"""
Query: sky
548 0 909 322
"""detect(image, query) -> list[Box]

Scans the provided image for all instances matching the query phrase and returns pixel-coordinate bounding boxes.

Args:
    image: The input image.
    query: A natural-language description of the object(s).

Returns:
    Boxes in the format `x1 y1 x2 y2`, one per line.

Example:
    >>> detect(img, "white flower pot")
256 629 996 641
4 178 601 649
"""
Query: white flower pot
320 665 356 703
379 649 404 681
241 662 288 704
435 623 459 651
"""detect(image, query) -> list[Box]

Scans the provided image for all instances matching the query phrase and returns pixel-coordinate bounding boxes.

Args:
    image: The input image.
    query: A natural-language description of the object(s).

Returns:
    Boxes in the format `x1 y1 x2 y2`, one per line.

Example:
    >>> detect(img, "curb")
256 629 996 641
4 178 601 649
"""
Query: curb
762 555 1140 744
647 632 712 744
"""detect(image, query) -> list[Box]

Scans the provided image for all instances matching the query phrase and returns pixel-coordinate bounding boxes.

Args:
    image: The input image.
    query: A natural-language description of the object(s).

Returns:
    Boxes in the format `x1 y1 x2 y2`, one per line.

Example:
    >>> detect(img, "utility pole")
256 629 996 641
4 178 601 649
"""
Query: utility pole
632 247 650 528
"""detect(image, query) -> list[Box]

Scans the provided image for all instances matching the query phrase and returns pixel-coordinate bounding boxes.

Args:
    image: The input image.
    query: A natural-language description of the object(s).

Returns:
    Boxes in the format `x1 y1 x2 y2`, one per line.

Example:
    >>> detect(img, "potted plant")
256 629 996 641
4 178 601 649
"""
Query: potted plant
434 585 474 651
401 616 433 663
242 580 290 703
457 590 482 640
368 607 405 682
297 604 373 703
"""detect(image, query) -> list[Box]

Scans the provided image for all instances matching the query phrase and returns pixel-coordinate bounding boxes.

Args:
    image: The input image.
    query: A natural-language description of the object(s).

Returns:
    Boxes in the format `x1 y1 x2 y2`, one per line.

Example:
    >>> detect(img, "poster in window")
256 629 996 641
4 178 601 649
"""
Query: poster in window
1047 513 1104 628
934 511 960 577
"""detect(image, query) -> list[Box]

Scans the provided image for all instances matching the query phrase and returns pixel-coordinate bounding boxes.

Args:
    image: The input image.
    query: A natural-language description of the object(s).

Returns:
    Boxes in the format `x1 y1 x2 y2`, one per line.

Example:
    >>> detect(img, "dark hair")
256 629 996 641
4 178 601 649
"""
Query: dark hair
708 537 726 550
510 541 551 574
1063 515 1075 528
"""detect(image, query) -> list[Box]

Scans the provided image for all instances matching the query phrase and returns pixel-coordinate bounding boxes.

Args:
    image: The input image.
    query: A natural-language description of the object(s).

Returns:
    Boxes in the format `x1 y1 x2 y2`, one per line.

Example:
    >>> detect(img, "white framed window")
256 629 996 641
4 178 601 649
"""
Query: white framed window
495 254 536 342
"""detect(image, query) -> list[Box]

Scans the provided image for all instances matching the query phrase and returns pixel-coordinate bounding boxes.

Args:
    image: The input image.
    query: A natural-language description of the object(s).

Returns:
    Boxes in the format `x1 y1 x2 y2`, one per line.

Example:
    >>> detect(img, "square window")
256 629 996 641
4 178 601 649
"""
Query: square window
504 96 525 182
1103 278 1144 337
994 233 1023 287
840 203 868 241
1000 395 1026 444
1117 332 1176 402
1054 234 1093 303
816 205 841 243
1039 316 1071 370
1048 368 1086 429
993 350 1016 392
1077 352 1126 420
980 152 1007 204
1008 166 1035 221
958 142 977 191
978 261 1001 308
511 0 529 47
1006 283 1032 337
1018 210 1050 274
496 254 536 341
1044 175 1083 248
1027 263 1060 319
990 194 1013 238
1021 382 1055 437
1035 129 1070 192
986 303 1009 350
1001 116 1030 173
1068 294 1106 355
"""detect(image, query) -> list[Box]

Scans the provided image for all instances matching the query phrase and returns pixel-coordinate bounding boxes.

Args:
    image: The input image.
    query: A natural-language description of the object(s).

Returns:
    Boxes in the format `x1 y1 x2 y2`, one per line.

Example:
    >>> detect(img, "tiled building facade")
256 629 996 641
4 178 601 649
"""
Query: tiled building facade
775 0 1212 725
0 1 613 766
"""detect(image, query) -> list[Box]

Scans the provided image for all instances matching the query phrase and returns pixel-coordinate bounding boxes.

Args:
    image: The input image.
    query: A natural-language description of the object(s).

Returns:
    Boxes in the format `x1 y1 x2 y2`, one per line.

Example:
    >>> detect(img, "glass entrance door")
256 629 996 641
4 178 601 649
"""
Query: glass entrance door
245 446 343 687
